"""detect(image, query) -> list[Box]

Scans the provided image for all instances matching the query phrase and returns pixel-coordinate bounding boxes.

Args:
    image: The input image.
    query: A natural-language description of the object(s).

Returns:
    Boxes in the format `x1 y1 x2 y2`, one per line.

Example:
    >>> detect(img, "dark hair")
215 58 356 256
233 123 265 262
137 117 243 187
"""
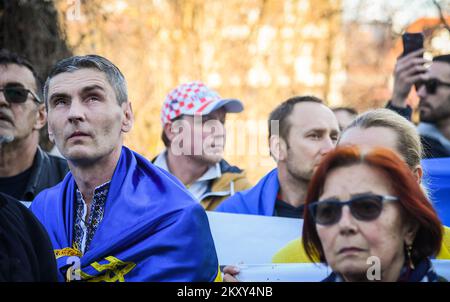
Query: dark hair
268 95 323 141
331 107 358 116
44 54 127 106
0 49 42 101
433 54 450 64
302 146 443 266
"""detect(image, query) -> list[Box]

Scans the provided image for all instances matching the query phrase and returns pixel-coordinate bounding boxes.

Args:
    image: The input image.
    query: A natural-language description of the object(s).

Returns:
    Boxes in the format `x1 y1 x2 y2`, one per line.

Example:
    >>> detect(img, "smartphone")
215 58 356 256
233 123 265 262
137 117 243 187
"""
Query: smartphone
402 32 424 57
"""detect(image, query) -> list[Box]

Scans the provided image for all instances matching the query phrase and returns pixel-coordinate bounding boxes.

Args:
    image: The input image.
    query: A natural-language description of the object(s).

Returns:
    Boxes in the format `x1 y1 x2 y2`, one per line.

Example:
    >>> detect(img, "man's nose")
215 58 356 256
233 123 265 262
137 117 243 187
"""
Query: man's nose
320 136 335 155
67 99 85 123
0 90 9 106
417 82 428 98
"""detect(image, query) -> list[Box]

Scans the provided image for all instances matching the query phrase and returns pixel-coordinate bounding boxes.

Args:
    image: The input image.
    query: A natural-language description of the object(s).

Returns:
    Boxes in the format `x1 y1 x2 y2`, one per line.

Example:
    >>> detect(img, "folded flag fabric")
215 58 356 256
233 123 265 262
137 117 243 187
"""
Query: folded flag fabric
31 146 219 282
422 157 450 227
216 168 279 216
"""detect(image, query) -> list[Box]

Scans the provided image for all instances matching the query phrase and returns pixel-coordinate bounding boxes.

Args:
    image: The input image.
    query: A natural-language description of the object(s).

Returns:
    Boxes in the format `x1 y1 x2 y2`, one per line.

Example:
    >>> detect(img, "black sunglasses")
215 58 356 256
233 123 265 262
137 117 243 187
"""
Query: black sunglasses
0 85 42 104
416 78 450 95
308 194 399 226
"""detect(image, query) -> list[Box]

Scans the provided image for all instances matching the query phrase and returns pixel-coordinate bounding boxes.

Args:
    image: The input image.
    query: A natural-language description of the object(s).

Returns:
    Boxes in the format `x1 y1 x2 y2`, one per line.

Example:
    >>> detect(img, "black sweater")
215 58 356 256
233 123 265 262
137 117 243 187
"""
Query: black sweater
0 193 57 281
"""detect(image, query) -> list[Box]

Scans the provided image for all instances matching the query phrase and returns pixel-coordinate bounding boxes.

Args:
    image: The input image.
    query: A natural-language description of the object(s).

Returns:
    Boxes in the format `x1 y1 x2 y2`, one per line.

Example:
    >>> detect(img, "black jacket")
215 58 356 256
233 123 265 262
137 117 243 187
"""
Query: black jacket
0 192 58 281
385 101 450 158
22 147 69 201
420 136 450 158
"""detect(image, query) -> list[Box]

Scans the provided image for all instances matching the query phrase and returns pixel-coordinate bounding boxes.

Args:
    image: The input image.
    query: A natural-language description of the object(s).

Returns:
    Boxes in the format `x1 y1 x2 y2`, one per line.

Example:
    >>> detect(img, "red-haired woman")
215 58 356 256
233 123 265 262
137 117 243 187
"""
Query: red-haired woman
303 146 446 282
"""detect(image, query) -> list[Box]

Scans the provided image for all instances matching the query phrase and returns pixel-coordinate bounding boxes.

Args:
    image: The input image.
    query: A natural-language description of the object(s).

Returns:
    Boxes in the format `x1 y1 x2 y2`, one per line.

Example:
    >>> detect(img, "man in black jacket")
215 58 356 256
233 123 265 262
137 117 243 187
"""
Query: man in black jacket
387 50 450 158
0 49 68 202
0 192 57 281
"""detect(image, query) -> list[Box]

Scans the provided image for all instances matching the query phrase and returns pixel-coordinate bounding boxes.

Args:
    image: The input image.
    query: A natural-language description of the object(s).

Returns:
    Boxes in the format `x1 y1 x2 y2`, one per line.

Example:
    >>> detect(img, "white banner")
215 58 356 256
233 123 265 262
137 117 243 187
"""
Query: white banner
234 261 450 282
206 211 302 265
206 211 450 281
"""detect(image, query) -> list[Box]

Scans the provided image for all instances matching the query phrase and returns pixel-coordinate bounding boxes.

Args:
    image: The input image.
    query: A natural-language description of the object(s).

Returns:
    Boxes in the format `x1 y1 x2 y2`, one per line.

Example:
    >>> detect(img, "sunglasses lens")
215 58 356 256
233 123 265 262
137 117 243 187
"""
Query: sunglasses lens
350 197 383 221
4 87 28 103
314 202 341 225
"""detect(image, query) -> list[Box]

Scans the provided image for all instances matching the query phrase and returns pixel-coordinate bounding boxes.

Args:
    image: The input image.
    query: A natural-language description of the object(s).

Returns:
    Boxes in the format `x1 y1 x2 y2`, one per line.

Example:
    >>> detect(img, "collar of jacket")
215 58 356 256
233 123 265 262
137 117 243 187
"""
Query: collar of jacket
151 155 244 198
151 154 247 207
199 160 244 199
418 122 450 153
23 147 47 200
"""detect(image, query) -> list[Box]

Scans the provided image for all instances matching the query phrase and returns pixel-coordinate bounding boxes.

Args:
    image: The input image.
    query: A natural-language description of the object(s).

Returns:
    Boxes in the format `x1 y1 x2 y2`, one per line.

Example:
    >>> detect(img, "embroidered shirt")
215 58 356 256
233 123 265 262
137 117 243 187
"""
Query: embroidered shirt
73 181 110 254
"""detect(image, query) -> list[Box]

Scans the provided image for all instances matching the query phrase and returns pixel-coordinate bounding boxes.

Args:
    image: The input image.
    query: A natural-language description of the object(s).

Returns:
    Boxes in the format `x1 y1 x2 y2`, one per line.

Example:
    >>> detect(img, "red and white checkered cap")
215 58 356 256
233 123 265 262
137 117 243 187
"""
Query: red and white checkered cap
161 81 244 125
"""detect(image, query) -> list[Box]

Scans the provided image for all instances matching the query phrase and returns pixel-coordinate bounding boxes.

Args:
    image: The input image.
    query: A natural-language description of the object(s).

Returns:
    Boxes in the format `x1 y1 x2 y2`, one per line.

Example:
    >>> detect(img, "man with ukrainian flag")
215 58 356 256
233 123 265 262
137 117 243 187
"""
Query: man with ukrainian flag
30 54 219 282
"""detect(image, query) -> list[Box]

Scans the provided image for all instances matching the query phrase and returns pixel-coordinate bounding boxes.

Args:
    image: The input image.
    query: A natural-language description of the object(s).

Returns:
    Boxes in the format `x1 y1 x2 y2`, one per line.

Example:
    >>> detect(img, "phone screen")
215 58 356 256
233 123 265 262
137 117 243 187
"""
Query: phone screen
402 32 424 57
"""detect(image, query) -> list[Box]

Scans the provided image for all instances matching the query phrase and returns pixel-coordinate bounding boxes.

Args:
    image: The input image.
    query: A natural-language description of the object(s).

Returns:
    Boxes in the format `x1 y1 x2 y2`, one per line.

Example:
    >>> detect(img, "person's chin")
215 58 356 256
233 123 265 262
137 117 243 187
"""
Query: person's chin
335 260 369 279
64 146 95 162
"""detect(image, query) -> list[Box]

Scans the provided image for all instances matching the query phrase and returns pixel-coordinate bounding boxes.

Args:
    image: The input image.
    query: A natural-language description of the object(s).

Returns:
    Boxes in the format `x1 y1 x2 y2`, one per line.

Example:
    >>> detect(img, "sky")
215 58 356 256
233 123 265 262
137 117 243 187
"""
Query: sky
343 0 449 32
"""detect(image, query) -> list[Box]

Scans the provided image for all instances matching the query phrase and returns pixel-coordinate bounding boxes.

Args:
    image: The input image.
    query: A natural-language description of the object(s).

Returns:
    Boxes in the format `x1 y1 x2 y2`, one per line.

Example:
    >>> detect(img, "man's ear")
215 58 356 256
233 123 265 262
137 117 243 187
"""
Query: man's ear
269 135 288 162
48 129 55 143
163 122 175 143
413 165 423 184
33 104 47 131
47 119 55 143
121 102 134 133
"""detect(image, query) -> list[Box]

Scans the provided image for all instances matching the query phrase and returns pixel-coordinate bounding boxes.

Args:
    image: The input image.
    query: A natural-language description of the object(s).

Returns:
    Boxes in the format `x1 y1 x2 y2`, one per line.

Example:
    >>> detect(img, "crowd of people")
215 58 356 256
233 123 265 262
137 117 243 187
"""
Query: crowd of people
0 46 449 282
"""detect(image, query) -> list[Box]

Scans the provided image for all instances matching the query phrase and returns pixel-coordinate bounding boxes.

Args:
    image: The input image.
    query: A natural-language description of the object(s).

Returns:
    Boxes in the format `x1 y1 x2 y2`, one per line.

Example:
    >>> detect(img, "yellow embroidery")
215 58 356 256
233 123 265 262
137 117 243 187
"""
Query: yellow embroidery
78 256 136 282
54 247 82 259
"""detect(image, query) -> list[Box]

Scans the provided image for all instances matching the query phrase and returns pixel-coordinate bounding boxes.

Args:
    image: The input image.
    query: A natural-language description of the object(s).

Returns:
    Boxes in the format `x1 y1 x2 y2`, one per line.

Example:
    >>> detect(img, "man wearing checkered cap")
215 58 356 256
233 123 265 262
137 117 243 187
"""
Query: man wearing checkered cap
154 81 252 210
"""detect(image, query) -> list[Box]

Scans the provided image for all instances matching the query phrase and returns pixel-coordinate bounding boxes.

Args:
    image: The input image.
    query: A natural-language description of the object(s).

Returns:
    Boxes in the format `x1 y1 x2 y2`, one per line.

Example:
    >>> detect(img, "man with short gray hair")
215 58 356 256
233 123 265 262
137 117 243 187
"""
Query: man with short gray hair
31 55 219 282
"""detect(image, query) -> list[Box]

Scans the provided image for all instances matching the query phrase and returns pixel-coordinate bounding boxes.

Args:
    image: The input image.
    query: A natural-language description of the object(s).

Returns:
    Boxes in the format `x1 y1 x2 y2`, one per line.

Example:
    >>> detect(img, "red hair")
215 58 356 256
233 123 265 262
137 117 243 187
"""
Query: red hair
302 146 443 265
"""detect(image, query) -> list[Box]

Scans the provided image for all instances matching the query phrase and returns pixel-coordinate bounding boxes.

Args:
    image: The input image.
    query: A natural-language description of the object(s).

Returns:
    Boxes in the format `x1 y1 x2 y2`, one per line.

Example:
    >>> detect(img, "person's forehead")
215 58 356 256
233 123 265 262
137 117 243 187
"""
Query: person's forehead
334 110 353 120
289 102 339 131
48 68 111 94
339 127 398 150
0 64 36 89
429 61 450 81
321 163 391 198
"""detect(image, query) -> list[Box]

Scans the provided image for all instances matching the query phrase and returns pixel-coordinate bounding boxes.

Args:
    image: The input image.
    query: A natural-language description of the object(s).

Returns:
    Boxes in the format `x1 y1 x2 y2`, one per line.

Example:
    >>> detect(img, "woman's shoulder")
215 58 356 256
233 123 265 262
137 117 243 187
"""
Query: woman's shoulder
437 226 450 259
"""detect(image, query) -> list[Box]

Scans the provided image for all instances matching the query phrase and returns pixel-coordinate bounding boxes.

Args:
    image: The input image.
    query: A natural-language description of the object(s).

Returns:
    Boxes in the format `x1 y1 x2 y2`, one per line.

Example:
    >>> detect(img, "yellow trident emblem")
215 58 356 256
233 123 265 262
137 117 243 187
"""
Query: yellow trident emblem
78 256 136 282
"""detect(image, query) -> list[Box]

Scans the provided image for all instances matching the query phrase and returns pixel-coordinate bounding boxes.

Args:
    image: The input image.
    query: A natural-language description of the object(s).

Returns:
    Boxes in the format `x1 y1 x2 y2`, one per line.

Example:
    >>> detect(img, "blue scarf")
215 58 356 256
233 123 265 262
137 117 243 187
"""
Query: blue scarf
31 147 219 282
216 168 279 215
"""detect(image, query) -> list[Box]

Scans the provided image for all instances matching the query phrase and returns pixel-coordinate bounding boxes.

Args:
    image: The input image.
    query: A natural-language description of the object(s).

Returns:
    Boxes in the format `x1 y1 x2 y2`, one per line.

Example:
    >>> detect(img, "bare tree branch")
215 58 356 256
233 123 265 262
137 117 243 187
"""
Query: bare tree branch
432 0 450 32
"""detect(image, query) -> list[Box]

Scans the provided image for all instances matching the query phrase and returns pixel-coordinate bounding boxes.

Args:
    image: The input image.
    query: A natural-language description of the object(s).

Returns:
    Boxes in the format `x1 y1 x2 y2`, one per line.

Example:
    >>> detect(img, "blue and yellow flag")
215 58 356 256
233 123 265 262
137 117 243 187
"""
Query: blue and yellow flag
423 157 450 227
31 147 219 282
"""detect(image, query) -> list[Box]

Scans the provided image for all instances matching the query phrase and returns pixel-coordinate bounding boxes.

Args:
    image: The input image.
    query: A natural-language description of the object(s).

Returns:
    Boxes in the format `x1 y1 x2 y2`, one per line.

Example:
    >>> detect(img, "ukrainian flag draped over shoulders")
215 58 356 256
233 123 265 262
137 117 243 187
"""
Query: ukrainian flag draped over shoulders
31 146 219 282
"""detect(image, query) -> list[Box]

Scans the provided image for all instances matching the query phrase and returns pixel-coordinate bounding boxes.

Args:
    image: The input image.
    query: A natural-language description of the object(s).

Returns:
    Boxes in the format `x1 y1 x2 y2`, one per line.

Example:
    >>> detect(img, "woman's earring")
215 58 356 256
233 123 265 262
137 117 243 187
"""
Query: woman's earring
407 245 415 270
